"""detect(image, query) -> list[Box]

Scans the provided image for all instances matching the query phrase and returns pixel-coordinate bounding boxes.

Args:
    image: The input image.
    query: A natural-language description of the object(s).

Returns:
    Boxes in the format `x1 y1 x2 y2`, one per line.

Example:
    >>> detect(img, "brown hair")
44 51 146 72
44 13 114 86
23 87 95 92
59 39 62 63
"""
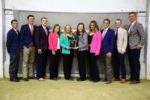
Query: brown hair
76 22 85 36
53 24 61 35
27 15 35 19
11 19 18 24
89 20 99 32
129 12 137 16
41 17 47 21
115 19 122 23
103 18 111 24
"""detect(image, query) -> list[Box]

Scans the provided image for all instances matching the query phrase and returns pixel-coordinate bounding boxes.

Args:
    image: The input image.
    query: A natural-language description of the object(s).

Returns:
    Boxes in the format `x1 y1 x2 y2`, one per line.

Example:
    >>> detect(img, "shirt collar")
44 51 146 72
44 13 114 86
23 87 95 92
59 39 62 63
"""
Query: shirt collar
131 20 136 26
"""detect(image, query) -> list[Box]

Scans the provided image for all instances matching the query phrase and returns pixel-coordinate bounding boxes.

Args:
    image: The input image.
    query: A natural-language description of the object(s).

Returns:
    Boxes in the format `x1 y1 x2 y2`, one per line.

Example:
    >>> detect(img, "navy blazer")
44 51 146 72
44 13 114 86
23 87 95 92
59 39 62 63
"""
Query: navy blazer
101 28 115 54
20 24 36 47
6 28 21 55
34 25 49 50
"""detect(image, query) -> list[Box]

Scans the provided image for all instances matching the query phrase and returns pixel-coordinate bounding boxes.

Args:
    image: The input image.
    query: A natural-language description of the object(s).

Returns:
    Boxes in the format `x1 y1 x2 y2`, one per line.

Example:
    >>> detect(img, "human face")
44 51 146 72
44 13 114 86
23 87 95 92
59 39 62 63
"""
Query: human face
11 21 18 29
41 18 48 27
54 26 60 33
28 17 35 25
115 20 122 28
78 24 84 34
90 23 96 31
65 25 71 34
103 20 110 29
129 14 137 23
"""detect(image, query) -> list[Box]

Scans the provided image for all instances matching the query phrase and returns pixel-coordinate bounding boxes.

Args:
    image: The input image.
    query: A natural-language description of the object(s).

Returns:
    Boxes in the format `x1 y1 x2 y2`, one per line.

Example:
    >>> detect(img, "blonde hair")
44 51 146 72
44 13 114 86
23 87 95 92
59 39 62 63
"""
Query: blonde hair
64 24 72 37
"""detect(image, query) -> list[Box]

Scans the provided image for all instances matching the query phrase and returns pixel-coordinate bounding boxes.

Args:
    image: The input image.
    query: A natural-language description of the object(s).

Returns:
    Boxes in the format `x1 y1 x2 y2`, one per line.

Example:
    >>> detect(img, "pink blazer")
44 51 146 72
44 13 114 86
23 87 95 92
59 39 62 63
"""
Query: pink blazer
90 31 102 56
48 32 59 51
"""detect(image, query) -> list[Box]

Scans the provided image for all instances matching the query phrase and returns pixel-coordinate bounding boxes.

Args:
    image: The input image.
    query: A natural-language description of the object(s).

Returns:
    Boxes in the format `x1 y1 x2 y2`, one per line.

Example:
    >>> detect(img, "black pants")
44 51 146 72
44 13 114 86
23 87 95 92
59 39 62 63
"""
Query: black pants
36 50 48 79
9 53 20 80
62 53 73 79
112 48 119 79
77 51 87 80
128 48 141 81
117 53 126 79
89 52 100 81
49 50 60 79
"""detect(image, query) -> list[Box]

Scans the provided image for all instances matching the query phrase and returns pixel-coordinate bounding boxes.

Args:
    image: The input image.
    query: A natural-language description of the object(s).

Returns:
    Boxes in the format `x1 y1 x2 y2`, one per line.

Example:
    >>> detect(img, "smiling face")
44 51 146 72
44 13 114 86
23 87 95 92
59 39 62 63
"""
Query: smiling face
65 25 72 34
54 26 60 33
103 20 110 29
90 23 96 31
78 24 84 33
115 20 122 28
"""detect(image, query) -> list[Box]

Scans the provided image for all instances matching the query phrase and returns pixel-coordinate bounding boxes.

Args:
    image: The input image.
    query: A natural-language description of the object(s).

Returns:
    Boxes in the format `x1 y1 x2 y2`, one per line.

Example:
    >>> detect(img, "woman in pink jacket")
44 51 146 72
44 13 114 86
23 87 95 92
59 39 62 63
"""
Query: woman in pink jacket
48 24 61 80
88 20 102 82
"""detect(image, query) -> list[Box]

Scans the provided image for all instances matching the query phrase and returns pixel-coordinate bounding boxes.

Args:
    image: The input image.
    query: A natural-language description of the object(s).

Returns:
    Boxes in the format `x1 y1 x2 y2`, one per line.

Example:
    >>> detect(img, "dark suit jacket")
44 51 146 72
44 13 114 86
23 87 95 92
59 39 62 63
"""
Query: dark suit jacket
101 28 115 54
20 24 36 47
6 28 21 55
34 25 49 50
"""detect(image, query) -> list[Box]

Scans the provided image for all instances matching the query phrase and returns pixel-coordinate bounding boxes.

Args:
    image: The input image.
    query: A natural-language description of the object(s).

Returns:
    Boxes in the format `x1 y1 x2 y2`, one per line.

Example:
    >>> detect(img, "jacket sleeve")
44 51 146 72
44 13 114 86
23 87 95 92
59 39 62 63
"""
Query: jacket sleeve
78 33 88 49
6 31 13 54
137 23 145 46
34 27 41 49
122 30 128 53
20 25 25 47
109 30 115 53
60 34 68 49
95 31 102 55
48 33 55 51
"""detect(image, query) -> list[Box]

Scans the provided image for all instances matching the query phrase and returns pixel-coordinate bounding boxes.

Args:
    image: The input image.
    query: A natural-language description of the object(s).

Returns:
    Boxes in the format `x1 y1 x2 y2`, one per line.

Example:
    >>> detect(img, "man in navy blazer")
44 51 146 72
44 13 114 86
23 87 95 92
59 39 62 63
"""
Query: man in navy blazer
20 15 36 81
101 19 115 84
6 19 20 82
34 17 49 80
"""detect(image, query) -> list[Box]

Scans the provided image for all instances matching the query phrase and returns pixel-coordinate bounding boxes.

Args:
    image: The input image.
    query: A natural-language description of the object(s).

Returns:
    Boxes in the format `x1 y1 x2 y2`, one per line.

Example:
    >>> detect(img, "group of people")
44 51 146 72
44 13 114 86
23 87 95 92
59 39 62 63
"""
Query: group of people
6 12 145 84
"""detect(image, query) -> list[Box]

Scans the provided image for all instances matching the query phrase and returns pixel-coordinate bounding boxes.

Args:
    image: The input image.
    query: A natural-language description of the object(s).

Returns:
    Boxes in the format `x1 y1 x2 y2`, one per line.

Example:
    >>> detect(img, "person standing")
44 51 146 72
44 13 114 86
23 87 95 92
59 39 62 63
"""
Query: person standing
20 15 36 81
35 17 49 81
48 24 61 80
6 19 20 82
88 20 102 82
75 23 88 81
115 19 128 83
101 19 115 84
125 12 145 84
60 24 76 80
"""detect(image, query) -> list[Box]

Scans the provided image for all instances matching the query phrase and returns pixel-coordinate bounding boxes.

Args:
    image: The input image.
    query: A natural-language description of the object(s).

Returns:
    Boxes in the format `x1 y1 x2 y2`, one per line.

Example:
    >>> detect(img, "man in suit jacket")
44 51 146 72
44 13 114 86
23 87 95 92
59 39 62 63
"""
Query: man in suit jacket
20 15 36 81
125 12 145 84
101 19 115 84
115 19 128 83
35 17 49 80
6 19 20 82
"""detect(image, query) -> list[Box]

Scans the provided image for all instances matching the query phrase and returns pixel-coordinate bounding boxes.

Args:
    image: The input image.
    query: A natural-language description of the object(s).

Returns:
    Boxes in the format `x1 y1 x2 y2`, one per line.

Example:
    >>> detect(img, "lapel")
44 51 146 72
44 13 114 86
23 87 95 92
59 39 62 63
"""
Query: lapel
129 21 137 33
27 24 32 35
103 28 109 40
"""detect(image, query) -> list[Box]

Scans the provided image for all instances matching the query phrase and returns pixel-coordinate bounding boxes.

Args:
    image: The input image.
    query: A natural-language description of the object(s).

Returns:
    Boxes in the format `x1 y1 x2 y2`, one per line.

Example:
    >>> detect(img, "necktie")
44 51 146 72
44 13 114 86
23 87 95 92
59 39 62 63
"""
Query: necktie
116 29 118 41
30 25 34 35
128 23 132 33
44 27 48 36
102 29 107 39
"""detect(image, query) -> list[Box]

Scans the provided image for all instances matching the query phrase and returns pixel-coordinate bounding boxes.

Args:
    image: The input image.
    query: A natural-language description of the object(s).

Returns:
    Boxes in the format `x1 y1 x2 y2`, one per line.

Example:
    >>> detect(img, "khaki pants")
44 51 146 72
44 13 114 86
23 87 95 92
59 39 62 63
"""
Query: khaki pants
101 54 113 82
22 46 35 78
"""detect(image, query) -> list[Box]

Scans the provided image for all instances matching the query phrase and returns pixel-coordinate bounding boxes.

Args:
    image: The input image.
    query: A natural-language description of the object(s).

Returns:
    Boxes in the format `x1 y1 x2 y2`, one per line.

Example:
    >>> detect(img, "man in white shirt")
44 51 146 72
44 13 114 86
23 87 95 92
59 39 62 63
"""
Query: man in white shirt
115 19 128 83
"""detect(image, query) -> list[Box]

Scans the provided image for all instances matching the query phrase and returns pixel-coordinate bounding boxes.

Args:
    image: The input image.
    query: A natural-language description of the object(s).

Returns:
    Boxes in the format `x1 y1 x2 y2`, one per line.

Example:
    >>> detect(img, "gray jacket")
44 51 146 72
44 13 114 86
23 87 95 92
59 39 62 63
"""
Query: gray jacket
77 32 88 51
124 21 145 49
